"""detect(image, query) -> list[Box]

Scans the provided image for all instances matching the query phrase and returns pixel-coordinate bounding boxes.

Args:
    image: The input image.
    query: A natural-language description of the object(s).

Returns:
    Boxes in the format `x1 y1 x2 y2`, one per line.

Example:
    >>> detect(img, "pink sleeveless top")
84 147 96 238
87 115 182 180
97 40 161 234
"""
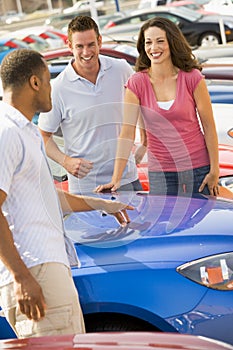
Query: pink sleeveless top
126 69 210 172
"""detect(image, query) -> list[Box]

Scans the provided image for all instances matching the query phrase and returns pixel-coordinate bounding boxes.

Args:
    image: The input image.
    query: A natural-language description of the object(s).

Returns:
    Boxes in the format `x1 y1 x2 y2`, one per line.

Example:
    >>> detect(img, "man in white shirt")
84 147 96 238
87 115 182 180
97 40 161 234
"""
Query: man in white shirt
0 49 133 338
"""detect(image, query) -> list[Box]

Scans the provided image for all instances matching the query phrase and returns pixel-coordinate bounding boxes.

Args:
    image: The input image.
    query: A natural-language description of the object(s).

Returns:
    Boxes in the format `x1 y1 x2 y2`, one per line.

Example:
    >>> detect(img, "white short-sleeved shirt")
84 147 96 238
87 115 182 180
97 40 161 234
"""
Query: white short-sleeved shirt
38 55 138 194
0 102 78 287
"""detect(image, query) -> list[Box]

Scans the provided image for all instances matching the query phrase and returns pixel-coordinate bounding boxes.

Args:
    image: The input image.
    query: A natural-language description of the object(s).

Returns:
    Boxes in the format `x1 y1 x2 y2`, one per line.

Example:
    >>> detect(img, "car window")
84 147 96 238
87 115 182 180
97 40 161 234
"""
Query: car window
141 12 178 25
186 4 202 10
162 14 181 25
114 44 138 58
127 16 144 24
11 39 28 49
173 6 202 21
0 45 11 52
44 31 61 39
141 13 156 20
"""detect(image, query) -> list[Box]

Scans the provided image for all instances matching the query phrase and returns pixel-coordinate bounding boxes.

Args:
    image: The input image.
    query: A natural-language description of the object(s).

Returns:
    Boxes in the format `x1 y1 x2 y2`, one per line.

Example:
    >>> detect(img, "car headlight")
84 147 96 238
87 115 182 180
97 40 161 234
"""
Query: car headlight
218 176 233 192
177 252 233 290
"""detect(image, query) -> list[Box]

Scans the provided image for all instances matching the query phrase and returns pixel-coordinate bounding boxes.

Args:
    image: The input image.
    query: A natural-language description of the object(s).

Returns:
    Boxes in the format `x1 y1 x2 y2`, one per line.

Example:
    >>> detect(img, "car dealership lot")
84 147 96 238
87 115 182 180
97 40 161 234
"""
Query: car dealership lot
0 18 233 344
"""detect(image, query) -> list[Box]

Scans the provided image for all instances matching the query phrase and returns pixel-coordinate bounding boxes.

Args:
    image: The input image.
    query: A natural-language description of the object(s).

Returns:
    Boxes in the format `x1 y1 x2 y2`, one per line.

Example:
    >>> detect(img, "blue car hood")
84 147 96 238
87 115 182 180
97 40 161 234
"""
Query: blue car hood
64 194 233 267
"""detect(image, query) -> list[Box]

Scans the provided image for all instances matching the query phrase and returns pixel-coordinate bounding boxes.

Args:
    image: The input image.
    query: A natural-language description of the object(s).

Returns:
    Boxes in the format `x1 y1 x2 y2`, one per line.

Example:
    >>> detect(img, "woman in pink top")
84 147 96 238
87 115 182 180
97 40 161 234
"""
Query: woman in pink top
96 17 219 196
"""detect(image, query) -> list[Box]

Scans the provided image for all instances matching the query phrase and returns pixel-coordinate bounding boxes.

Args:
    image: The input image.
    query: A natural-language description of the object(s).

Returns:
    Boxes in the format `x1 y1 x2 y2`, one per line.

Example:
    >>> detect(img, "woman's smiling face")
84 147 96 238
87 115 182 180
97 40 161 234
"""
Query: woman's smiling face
144 26 171 65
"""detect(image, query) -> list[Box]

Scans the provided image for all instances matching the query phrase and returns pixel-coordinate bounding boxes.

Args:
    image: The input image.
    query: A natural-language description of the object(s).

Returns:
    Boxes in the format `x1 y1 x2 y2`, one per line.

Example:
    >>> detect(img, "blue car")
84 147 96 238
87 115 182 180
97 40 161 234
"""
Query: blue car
206 80 233 104
0 37 29 63
0 193 232 344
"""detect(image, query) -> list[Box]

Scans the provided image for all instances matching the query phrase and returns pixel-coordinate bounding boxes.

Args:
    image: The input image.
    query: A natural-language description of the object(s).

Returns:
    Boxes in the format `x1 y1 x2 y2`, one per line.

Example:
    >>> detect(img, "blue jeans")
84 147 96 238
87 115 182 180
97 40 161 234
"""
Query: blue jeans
149 165 210 196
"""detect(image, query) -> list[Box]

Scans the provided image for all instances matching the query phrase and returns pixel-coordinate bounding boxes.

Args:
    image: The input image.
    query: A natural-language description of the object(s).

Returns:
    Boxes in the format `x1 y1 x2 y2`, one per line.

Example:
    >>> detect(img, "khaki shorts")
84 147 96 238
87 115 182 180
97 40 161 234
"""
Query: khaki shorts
0 263 85 338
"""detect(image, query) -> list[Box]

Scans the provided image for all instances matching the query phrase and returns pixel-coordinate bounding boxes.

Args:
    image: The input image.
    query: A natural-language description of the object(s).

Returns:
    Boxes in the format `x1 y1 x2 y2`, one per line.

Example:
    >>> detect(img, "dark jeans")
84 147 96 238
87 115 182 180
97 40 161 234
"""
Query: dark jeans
149 165 210 196
118 179 143 191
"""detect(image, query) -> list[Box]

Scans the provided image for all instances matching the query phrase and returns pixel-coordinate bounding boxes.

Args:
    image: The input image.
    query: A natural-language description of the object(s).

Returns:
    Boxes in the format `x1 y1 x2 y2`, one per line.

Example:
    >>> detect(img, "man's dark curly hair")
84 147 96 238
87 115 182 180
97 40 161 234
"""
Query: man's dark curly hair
68 15 100 42
135 17 202 72
0 49 46 90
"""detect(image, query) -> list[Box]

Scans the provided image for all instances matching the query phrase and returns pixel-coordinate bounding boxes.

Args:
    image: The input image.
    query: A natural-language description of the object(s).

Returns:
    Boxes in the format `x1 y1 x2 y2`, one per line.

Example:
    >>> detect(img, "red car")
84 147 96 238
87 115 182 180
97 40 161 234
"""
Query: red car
0 332 232 350
54 143 233 200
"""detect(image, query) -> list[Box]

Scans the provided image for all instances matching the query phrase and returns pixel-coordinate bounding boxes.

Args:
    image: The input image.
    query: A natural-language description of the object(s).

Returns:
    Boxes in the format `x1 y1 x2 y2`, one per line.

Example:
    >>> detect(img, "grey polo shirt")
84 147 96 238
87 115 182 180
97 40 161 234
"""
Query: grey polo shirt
39 55 138 194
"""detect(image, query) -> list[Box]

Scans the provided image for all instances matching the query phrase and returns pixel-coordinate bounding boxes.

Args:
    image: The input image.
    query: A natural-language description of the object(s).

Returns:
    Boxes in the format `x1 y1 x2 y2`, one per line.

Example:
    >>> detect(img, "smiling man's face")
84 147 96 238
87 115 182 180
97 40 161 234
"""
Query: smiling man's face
68 29 102 74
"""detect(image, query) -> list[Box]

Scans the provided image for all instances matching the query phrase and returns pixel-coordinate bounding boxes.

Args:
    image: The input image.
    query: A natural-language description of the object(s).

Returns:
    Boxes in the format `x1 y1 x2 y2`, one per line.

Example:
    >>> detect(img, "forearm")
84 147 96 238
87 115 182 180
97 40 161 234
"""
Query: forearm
195 81 219 176
139 123 147 147
39 129 66 166
0 211 31 283
45 137 66 166
112 136 135 184
204 127 219 175
57 189 128 214
111 88 139 183
134 144 147 165
58 189 101 213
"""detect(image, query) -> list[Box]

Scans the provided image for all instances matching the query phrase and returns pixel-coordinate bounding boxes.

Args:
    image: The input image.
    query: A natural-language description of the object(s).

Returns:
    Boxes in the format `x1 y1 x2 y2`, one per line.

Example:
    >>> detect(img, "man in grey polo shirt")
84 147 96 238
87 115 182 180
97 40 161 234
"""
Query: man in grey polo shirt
38 15 142 195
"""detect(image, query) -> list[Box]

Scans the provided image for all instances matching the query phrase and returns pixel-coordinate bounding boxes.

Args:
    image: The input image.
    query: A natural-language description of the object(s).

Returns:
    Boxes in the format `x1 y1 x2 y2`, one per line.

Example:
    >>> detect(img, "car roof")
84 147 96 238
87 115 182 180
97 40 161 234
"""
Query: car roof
0 37 13 44
0 332 232 349
167 0 200 5
202 66 233 80
118 5 202 21
0 36 29 47
193 45 233 60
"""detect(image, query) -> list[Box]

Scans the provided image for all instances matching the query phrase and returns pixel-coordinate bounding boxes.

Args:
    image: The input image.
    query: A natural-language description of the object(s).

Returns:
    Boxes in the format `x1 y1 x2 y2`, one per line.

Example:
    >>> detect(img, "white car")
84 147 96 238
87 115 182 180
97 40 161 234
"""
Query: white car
212 103 233 146
204 0 233 15
17 27 65 50
63 0 104 14
138 0 172 9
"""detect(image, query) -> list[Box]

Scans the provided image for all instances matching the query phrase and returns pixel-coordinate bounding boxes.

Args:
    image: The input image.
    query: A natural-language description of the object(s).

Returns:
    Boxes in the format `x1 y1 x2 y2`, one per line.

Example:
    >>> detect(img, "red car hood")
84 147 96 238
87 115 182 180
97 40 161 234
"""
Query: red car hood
219 144 233 177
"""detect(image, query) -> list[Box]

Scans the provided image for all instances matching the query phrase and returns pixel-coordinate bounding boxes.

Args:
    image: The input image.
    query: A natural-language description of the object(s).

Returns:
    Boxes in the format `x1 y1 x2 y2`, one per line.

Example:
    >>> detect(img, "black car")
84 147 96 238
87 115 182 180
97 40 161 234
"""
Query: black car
102 6 233 47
